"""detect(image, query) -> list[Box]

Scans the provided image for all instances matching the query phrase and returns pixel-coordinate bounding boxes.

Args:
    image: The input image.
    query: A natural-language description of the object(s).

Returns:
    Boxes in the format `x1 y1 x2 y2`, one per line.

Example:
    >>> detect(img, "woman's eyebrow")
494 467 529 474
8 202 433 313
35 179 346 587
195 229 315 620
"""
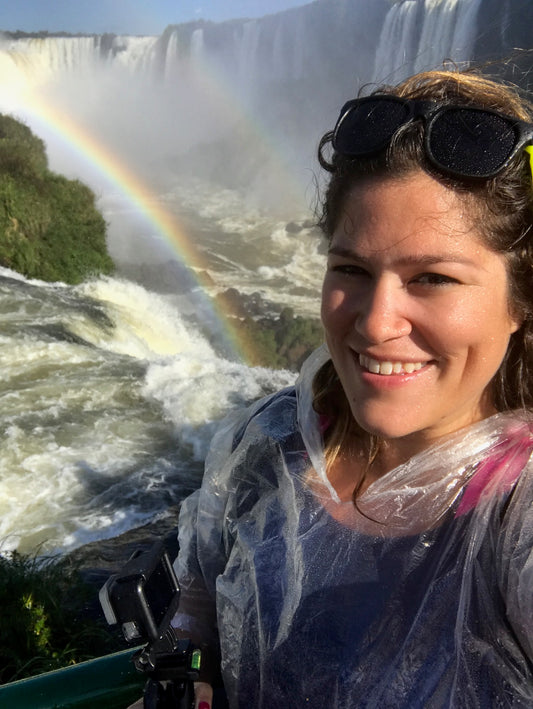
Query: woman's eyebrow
327 245 478 267
327 245 359 258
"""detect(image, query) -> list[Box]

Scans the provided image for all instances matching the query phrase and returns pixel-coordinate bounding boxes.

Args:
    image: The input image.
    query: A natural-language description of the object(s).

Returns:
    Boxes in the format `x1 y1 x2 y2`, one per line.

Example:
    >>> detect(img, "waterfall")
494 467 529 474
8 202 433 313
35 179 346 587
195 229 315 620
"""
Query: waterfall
373 0 485 86
236 21 262 92
0 0 527 226
164 30 179 82
1 0 526 99
373 1 420 84
414 0 484 74
0 0 525 263
0 34 160 79
191 28 204 59
448 0 486 63
0 268 297 553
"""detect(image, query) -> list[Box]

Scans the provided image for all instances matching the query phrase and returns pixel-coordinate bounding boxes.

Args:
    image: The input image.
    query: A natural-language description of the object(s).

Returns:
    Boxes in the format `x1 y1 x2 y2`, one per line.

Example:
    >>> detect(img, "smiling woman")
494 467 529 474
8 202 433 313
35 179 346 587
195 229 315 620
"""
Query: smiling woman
321 172 521 475
150 68 533 709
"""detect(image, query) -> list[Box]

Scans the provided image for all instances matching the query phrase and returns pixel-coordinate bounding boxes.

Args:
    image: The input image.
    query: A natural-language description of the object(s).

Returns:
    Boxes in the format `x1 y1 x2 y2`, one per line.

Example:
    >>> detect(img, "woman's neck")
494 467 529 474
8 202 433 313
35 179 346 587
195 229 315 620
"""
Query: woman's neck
327 428 464 502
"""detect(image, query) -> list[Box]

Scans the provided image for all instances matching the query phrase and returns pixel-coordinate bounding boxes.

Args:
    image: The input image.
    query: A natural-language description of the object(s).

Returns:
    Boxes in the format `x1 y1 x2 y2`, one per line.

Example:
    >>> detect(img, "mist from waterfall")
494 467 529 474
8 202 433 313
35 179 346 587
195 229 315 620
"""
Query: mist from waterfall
0 0 526 261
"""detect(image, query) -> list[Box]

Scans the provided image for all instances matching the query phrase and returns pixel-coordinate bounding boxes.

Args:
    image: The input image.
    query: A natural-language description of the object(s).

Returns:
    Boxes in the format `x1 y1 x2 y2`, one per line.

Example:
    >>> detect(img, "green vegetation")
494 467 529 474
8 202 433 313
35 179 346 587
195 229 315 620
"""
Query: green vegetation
0 551 121 684
237 307 324 370
0 114 114 284
214 288 324 370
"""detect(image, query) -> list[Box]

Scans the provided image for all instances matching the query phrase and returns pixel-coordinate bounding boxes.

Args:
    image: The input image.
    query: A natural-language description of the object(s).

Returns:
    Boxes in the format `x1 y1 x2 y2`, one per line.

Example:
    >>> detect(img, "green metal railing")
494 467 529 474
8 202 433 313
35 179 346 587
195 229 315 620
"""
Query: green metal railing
0 647 145 708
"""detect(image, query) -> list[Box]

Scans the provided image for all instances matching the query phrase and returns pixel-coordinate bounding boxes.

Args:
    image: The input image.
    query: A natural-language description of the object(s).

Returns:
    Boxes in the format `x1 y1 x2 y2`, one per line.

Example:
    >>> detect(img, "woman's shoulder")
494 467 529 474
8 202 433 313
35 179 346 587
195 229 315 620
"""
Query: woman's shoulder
230 385 299 448
228 346 330 449
201 385 302 495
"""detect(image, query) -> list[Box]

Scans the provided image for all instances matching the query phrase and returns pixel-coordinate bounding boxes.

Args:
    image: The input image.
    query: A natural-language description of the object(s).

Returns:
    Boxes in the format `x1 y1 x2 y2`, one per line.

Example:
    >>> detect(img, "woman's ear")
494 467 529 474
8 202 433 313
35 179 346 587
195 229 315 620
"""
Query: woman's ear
508 303 526 335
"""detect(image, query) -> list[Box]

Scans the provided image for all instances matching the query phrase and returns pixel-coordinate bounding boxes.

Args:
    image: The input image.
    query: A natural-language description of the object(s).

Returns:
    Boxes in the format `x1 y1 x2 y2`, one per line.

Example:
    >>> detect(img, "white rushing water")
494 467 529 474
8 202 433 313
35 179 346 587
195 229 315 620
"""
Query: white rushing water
373 0 484 84
0 28 327 554
0 266 297 555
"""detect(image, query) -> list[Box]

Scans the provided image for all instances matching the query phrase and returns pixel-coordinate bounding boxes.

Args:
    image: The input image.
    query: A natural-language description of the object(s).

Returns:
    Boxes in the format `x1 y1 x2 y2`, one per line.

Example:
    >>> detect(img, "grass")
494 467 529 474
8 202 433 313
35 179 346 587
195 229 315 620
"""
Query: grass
0 550 123 684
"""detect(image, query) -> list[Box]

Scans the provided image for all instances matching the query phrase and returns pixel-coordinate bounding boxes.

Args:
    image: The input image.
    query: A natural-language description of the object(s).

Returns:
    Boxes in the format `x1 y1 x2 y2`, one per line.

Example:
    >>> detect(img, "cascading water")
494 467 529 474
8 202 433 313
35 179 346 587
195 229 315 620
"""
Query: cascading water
372 1 420 84
0 267 296 554
414 0 485 74
372 0 485 85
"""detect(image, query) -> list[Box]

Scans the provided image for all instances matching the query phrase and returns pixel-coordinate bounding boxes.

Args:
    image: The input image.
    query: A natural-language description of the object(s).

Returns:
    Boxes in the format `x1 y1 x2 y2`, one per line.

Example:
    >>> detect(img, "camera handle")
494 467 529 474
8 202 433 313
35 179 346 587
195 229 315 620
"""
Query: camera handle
133 628 201 709
142 677 195 709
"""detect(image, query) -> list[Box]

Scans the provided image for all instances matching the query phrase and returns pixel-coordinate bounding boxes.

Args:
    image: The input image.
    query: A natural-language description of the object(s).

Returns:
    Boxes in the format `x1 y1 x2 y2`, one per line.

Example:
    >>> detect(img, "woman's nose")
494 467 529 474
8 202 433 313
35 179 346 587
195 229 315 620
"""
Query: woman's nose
354 279 412 343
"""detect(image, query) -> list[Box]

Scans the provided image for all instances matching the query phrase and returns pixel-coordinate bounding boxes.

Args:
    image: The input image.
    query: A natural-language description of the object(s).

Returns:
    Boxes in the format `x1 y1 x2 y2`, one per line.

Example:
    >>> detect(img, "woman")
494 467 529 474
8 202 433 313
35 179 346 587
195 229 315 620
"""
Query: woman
175 69 533 708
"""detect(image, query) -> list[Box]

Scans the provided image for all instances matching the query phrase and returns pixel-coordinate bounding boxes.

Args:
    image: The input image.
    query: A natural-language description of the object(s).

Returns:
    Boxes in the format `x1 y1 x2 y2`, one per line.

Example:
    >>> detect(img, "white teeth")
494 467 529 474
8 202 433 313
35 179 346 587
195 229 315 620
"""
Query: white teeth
359 354 425 376
368 359 381 374
380 361 393 375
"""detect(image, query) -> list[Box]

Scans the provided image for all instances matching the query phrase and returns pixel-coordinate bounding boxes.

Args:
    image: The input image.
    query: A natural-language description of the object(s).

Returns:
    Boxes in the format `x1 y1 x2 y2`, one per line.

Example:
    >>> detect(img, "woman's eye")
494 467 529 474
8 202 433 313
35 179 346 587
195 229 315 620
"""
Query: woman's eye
330 264 370 277
412 272 459 286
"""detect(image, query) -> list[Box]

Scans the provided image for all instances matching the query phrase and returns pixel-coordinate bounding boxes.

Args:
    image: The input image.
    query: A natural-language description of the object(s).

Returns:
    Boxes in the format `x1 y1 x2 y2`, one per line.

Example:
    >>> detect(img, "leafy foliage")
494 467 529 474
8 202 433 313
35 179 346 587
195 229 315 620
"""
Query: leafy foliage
0 114 114 284
0 551 122 684
238 307 324 370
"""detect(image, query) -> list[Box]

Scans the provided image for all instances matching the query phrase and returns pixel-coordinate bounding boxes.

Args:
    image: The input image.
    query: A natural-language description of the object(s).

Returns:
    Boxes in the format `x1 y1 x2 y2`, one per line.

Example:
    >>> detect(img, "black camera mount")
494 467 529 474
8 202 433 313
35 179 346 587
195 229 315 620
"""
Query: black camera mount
99 540 201 709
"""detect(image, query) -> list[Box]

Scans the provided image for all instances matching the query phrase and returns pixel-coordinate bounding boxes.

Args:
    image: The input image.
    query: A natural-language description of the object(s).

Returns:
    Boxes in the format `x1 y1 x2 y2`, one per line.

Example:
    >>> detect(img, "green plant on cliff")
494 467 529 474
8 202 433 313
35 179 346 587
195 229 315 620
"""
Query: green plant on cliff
237 307 324 370
0 114 114 284
0 551 121 684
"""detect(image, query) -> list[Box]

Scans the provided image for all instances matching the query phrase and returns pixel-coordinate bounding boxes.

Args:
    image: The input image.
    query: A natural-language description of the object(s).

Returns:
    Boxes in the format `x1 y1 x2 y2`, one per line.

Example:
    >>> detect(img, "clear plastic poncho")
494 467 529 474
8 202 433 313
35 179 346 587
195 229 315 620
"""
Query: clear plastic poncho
174 346 533 708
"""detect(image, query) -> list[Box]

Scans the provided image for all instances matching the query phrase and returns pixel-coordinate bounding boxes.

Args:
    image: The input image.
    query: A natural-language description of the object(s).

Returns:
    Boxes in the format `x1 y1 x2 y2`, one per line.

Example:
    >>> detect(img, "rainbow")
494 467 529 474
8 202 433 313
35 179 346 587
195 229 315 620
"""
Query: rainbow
0 33 311 366
10 94 256 363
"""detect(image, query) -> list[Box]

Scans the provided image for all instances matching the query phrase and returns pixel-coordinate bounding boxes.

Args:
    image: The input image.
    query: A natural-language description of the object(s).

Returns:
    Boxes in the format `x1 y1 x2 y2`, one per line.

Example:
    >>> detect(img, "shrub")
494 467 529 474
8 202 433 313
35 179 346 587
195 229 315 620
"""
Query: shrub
0 114 114 284
0 551 121 684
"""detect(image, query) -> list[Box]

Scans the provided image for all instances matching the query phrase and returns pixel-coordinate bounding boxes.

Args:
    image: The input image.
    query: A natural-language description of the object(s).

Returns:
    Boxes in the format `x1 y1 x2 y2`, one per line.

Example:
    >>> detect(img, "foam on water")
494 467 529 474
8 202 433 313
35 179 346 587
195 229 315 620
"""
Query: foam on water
144 356 294 460
76 277 218 360
0 169 322 557
0 269 296 555
158 178 325 319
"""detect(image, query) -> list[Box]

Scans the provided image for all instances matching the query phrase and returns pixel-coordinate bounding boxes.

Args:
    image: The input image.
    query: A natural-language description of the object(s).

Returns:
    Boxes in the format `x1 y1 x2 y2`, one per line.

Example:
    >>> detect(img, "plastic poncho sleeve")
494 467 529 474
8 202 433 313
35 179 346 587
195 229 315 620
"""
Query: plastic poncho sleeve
172 388 293 651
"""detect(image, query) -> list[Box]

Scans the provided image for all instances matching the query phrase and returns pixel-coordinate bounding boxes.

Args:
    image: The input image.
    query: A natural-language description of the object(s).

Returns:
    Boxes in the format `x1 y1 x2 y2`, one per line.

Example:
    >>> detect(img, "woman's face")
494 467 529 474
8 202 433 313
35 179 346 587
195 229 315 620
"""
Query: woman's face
321 172 521 450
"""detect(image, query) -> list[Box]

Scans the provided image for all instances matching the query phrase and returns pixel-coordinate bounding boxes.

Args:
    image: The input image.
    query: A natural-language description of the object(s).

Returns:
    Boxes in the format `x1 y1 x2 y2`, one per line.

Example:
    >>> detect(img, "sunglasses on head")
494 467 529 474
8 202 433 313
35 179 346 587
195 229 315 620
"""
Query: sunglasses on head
332 95 533 180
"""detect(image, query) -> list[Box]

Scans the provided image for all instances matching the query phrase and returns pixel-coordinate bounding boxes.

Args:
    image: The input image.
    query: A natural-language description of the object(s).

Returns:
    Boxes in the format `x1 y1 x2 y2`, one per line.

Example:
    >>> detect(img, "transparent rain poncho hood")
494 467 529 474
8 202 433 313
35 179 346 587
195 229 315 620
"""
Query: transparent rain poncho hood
174 347 533 708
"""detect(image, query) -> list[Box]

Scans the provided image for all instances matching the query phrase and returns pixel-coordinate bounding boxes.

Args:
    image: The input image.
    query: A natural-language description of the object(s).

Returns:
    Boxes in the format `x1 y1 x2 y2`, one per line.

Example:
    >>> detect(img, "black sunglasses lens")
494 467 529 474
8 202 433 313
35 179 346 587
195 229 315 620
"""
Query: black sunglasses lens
428 108 517 177
334 99 411 156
